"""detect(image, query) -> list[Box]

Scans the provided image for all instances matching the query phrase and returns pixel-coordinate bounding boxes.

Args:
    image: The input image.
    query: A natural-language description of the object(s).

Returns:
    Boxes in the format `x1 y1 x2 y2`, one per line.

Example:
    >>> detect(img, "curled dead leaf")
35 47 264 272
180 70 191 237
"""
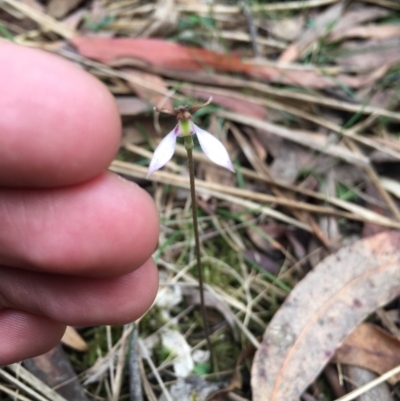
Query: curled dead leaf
334 323 400 384
61 326 88 352
252 231 400 401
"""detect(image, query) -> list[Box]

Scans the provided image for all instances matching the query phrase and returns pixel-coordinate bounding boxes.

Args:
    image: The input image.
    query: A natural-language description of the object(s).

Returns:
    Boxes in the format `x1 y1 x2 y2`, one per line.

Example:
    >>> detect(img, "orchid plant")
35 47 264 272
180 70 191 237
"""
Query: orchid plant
147 98 234 177
148 98 234 369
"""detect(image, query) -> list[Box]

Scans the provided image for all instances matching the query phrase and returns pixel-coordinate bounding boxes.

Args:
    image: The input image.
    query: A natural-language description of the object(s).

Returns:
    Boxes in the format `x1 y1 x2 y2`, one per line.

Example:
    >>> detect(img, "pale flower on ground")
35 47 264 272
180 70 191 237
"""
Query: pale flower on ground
147 99 235 177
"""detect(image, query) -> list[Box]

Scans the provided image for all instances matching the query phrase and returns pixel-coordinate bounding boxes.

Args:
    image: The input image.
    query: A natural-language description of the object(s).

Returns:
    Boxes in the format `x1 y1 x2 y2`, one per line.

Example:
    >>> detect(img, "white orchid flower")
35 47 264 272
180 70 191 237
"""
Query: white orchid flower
147 99 235 178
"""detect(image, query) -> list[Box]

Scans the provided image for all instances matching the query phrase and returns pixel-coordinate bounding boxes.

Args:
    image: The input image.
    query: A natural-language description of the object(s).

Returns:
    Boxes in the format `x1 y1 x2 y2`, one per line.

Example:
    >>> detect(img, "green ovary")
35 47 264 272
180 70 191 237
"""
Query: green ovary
179 119 191 137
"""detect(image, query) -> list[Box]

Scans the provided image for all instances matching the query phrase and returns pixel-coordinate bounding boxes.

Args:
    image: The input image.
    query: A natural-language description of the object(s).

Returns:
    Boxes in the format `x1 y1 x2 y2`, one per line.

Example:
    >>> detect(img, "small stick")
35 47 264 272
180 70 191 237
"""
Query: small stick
129 324 143 401
138 339 173 401
240 0 260 57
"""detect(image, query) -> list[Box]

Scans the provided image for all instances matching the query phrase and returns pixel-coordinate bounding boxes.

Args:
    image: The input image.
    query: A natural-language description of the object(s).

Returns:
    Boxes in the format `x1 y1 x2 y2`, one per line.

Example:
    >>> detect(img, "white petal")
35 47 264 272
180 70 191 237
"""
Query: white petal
147 128 177 177
194 124 235 172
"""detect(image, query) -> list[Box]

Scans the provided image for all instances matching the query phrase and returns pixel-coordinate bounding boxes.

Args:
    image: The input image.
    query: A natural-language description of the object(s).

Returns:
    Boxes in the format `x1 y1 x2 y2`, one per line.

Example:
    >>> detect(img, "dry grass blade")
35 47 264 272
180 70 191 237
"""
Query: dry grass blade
6 364 70 401
129 324 143 401
240 0 260 57
112 325 131 401
114 151 400 229
381 177 400 199
82 326 133 386
162 143 397 225
344 366 392 401
210 30 286 50
362 0 400 10
0 366 68 401
1 0 75 38
177 0 341 14
230 312 261 349
244 81 400 121
344 139 400 221
138 339 173 401
334 364 400 401
158 258 267 346
111 161 312 231
0 384 33 401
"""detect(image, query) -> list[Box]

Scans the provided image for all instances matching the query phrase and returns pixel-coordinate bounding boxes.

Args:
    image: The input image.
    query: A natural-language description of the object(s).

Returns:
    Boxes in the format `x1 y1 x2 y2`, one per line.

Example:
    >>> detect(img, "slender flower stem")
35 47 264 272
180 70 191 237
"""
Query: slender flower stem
184 135 214 369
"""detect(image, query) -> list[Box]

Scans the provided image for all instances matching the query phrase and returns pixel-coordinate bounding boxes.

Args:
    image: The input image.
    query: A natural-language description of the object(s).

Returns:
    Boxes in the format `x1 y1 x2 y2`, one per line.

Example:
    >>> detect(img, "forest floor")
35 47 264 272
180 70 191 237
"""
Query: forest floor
1 0 400 400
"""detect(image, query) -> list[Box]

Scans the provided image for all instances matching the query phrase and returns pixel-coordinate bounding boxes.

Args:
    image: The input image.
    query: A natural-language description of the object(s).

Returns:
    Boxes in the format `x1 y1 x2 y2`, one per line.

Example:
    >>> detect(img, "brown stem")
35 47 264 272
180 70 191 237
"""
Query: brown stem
184 135 214 370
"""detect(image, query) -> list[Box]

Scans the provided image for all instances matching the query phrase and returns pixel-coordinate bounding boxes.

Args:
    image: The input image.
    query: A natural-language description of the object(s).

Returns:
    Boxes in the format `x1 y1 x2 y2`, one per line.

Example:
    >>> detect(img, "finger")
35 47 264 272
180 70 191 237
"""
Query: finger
0 40 121 188
0 258 158 326
0 309 66 366
0 172 159 276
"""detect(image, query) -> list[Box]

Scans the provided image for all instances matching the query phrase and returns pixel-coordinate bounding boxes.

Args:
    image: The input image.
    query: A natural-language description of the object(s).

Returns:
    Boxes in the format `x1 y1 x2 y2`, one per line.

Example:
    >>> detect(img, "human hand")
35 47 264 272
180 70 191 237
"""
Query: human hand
0 40 159 365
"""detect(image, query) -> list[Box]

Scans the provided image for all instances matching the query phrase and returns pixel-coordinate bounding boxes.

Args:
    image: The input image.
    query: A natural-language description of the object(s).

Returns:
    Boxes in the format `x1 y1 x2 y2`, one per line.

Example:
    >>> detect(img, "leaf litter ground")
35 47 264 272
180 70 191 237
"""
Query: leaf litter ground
1 0 400 400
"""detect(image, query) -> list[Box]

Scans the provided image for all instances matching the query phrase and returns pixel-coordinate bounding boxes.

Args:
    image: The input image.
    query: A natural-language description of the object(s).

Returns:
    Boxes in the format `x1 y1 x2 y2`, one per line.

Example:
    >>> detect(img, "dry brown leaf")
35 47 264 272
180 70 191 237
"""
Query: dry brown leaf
124 69 173 111
280 3 391 62
334 323 400 384
218 110 370 166
180 88 267 119
251 231 400 401
375 137 400 153
376 308 400 338
70 36 383 89
139 0 177 37
20 0 44 12
279 2 345 62
24 344 89 400
70 37 250 73
62 7 86 30
358 86 400 110
361 181 389 238
331 24 400 41
269 140 313 184
61 326 88 352
324 365 347 397
266 15 305 42
47 0 85 19
328 5 390 41
245 250 281 275
115 96 148 116
336 38 400 71
245 128 267 161
246 222 287 256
